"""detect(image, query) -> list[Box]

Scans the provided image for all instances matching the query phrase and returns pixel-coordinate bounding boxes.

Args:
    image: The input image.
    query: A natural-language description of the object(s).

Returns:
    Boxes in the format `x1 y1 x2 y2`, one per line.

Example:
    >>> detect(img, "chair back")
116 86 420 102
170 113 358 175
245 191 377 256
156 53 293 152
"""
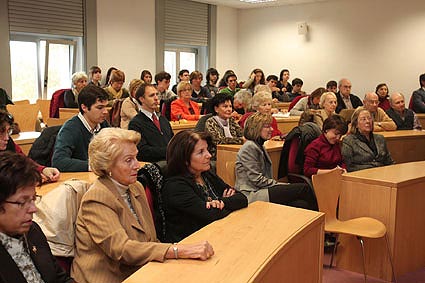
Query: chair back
7 103 39 132
13 99 30 105
408 95 414 110
49 88 70 118
339 109 355 123
288 95 307 111
287 137 301 175
311 170 342 222
225 161 236 187
194 113 213 132
36 99 51 122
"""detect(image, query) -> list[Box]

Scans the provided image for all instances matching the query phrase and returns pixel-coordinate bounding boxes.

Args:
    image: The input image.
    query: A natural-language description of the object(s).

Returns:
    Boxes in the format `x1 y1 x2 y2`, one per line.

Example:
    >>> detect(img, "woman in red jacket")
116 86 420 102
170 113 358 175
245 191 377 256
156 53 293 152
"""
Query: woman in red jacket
170 81 201 121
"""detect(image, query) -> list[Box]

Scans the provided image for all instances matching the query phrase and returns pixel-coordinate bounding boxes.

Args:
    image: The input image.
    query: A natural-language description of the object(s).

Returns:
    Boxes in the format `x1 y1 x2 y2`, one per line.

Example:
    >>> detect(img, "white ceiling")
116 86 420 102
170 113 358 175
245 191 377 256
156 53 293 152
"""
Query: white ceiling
191 0 341 9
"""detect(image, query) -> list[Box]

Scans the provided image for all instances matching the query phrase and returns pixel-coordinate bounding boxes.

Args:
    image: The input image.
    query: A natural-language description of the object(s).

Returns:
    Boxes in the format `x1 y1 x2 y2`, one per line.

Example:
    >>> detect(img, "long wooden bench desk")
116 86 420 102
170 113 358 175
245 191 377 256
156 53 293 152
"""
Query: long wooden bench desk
379 130 425 163
274 102 291 112
123 201 325 283
170 120 198 134
12 131 41 155
275 116 300 134
337 161 425 282
216 140 284 186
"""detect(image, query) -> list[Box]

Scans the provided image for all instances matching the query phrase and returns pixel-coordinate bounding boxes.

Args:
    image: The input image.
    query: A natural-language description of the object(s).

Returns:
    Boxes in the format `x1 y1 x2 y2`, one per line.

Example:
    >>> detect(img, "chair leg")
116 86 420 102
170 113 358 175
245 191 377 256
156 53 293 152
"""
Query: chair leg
384 234 397 283
357 236 367 283
329 234 339 268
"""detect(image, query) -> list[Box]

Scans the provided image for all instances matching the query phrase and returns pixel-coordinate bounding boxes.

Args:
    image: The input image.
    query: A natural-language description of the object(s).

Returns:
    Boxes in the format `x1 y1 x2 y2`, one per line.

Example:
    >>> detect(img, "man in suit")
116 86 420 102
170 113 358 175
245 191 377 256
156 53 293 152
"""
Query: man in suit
411 73 425 113
128 84 174 162
52 85 109 172
335 78 363 113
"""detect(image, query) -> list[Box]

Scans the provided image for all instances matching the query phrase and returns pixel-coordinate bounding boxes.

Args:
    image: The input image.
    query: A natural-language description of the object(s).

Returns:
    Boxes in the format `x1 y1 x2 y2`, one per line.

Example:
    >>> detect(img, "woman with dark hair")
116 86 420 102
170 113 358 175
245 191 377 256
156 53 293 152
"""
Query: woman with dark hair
0 152 73 283
162 130 247 243
205 93 243 159
276 69 292 94
242 68 266 94
140 70 152 84
103 67 117 87
204 68 219 96
235 112 317 210
217 70 235 89
376 83 390 111
88 66 102 87
290 87 326 116
0 110 60 183
303 115 348 177
342 108 393 172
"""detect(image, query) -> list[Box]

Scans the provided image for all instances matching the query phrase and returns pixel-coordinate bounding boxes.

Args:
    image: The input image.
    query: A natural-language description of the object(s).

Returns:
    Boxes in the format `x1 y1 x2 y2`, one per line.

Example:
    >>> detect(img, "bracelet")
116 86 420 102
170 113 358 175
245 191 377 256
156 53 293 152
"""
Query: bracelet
172 244 178 259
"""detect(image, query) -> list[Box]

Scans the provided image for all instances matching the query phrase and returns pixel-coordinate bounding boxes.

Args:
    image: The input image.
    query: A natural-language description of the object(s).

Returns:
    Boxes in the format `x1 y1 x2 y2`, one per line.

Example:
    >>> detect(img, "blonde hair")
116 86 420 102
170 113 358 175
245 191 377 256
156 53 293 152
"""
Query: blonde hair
319 92 337 108
129 79 144 97
244 112 273 141
251 91 272 110
177 81 192 95
89 128 141 177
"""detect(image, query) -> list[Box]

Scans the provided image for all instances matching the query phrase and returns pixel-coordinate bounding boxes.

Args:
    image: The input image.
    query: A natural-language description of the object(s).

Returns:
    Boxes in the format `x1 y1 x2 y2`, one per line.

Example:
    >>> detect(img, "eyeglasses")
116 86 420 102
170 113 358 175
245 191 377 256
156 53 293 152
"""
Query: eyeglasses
262 124 272 128
359 117 372 122
182 88 192 92
4 195 42 209
0 128 13 137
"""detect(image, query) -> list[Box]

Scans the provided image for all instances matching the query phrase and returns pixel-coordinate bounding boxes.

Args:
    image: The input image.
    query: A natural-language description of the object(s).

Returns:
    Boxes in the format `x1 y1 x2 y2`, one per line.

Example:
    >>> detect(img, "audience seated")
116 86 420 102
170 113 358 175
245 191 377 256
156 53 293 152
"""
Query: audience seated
218 73 240 96
71 128 214 283
104 70 129 103
140 69 152 84
155 71 177 102
290 87 325 116
376 83 390 111
171 81 201 121
204 68 219 97
88 66 102 87
190 71 211 102
63 72 88 108
266 74 286 102
242 68 266 94
276 69 293 94
128 84 173 163
357 92 396 131
235 112 317 210
102 67 117 88
326 80 337 94
233 89 252 116
52 85 109 172
386 92 422 130
0 110 60 182
313 91 337 129
239 91 282 138
0 152 73 283
171 69 189 94
304 115 347 178
205 93 243 160
341 108 393 172
217 70 235 89
411 73 425 113
120 79 144 129
162 130 247 243
335 78 363 113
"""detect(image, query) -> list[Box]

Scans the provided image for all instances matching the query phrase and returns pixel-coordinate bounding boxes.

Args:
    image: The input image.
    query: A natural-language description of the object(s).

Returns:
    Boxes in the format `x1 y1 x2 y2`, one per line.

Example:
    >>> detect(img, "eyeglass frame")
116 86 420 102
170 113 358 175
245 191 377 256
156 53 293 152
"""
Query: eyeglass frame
3 195 42 209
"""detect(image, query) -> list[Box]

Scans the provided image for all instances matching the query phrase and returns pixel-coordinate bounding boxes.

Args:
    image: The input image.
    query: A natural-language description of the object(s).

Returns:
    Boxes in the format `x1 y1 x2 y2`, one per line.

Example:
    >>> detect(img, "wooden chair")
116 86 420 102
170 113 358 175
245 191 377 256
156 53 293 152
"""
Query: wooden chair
13 99 30 105
312 170 397 283
339 109 355 123
224 161 236 187
37 99 51 122
45 118 67 127
7 103 39 132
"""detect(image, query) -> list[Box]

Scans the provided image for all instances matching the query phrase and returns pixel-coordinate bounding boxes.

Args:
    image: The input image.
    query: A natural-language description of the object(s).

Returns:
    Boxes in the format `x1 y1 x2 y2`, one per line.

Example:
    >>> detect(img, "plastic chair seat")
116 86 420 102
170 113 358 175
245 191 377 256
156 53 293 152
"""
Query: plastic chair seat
326 217 386 239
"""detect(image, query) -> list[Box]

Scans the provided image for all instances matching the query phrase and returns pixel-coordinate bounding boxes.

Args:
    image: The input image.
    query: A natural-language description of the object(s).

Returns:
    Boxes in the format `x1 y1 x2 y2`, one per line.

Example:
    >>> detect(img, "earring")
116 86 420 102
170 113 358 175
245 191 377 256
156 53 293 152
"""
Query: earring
108 171 112 177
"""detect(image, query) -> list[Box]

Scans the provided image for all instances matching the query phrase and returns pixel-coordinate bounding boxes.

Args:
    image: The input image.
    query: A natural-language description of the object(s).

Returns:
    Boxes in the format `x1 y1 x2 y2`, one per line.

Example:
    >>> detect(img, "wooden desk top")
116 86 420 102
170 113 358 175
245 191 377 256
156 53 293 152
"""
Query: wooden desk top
342 161 425 187
275 116 300 123
379 129 425 139
217 140 284 152
11 131 41 144
170 120 198 130
124 201 324 283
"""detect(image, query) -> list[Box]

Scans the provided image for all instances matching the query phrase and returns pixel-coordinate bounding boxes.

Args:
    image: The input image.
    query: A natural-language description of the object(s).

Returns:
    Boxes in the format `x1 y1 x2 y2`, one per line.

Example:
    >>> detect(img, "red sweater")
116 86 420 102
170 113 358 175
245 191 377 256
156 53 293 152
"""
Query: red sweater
238 112 282 137
303 134 345 177
170 99 200 121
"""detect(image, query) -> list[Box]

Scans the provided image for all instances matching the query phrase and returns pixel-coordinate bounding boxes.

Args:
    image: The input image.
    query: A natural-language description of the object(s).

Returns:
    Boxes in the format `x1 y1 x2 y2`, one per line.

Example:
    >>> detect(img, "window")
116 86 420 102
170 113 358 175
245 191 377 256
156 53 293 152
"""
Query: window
9 35 82 102
164 47 198 86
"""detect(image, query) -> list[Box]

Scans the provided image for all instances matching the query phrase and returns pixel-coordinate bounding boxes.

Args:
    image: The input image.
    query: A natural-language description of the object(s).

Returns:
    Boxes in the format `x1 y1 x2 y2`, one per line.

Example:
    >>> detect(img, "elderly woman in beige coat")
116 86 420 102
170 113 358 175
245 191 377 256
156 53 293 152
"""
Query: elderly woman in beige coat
71 128 213 283
234 112 317 210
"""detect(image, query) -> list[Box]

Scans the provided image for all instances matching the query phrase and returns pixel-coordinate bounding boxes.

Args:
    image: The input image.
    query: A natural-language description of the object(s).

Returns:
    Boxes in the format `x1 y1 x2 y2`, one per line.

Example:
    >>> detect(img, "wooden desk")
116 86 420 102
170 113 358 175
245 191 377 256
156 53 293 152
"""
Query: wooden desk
11 131 41 155
274 102 291 112
380 130 425 163
216 140 283 186
337 162 425 281
124 201 325 283
170 121 197 134
275 116 300 134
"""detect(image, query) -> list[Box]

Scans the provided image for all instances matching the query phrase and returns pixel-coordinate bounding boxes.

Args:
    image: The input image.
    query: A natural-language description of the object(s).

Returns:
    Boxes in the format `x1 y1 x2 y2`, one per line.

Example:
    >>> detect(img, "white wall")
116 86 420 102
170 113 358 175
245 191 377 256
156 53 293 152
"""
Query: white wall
96 0 156 84
234 0 425 99
216 6 240 77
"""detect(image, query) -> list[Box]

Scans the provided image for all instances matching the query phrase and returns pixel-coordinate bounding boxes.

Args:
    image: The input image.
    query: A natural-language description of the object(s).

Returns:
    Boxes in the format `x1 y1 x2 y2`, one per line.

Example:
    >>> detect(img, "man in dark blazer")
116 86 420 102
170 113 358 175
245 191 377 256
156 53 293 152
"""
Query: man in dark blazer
411 73 425 113
335 78 363 113
128 84 174 162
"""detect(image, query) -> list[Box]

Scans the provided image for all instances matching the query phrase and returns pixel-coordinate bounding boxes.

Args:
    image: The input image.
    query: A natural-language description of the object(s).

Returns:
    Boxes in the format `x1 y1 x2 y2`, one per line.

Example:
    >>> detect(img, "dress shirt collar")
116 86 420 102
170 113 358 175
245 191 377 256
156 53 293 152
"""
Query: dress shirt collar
78 112 101 134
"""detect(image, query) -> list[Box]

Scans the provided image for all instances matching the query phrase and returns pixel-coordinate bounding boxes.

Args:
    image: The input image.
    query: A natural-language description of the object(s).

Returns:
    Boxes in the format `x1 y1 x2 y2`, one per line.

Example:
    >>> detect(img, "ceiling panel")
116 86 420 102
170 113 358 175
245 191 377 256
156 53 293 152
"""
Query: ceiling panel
190 0 342 9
